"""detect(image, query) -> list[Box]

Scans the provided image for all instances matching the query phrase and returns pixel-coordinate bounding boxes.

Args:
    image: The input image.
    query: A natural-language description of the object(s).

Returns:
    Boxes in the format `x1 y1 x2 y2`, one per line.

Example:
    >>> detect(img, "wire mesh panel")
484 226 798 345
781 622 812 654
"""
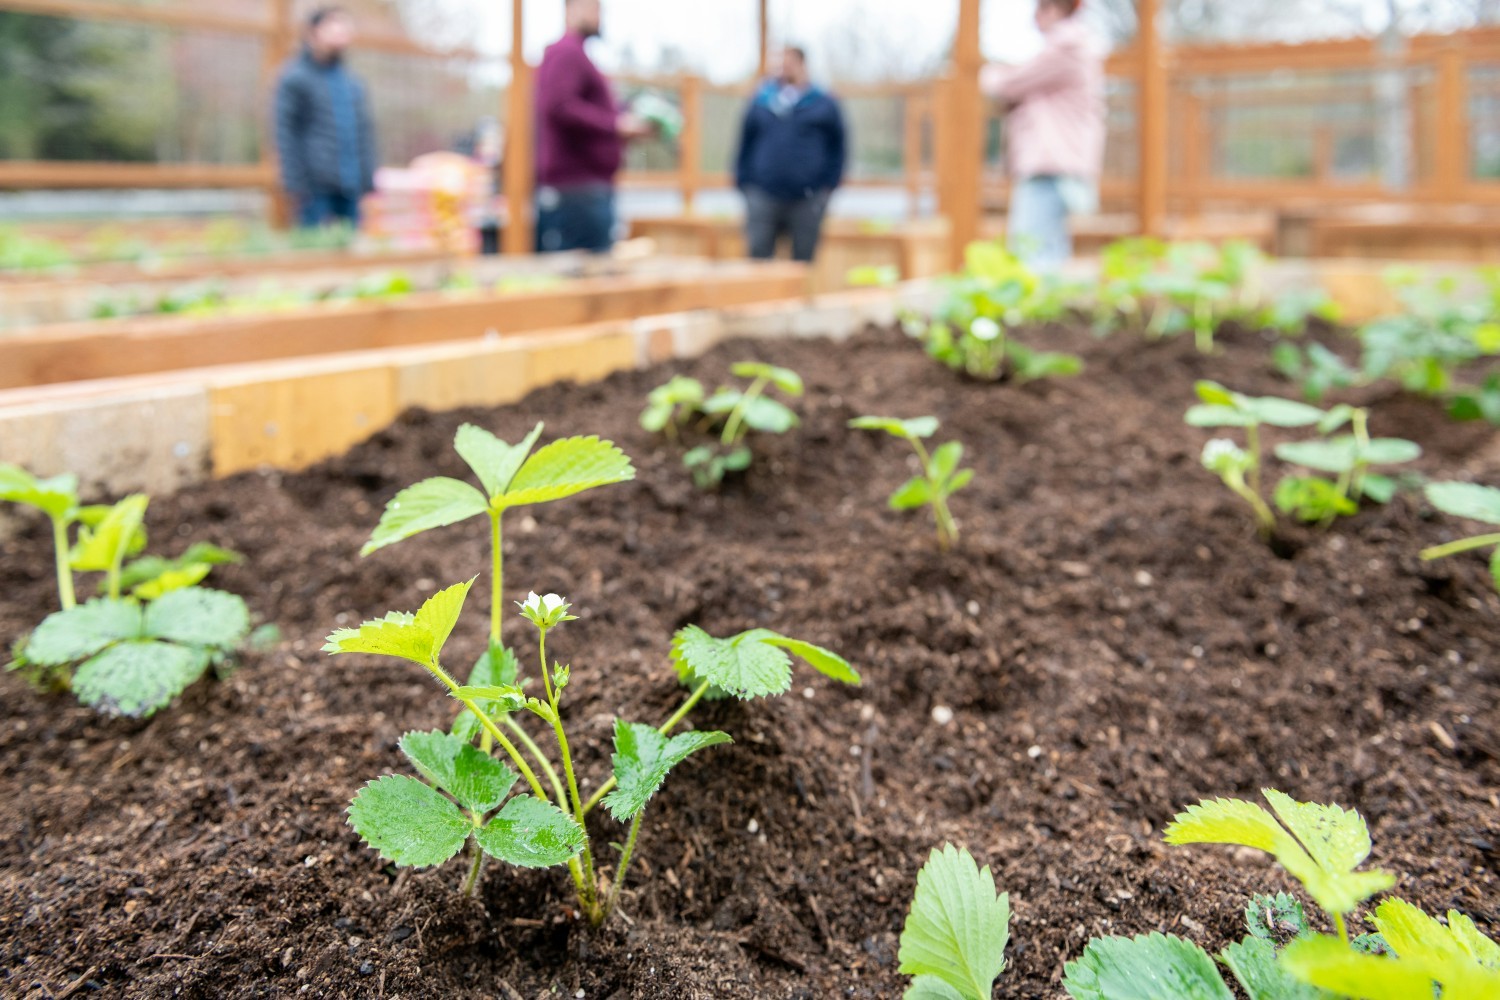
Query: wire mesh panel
1470 64 1500 179
347 49 502 166
0 12 262 163
840 91 905 181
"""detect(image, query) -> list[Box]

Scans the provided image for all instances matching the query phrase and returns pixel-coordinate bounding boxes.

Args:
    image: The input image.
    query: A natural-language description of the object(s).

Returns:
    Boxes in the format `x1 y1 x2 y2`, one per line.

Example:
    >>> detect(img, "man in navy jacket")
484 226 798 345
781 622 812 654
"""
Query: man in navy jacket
734 47 846 263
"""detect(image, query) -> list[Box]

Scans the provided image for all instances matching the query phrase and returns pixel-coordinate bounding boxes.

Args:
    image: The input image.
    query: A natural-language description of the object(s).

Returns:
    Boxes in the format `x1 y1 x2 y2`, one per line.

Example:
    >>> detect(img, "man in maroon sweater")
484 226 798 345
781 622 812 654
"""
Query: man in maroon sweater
534 0 648 253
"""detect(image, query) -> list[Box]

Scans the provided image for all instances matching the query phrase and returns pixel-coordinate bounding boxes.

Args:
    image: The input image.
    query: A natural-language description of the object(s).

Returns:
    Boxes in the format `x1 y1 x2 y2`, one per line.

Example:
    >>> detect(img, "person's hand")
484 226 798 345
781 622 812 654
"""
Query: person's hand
617 113 653 140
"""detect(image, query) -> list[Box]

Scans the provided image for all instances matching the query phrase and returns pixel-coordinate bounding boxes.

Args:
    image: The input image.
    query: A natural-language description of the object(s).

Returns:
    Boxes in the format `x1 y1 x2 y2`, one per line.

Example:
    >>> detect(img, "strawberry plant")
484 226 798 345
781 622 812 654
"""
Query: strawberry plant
638 362 802 489
329 584 856 922
1062 789 1500 999
849 416 973 551
1421 481 1500 592
1272 341 1358 403
1188 382 1325 540
361 421 634 805
1 476 250 715
898 844 1012 999
1273 404 1420 524
907 242 1082 382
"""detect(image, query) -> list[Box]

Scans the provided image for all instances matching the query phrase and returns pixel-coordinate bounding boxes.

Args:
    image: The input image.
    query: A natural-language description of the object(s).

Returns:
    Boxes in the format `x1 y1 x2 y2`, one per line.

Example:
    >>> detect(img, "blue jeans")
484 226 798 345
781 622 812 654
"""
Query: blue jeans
297 190 360 229
535 184 616 253
1007 176 1072 272
743 186 832 262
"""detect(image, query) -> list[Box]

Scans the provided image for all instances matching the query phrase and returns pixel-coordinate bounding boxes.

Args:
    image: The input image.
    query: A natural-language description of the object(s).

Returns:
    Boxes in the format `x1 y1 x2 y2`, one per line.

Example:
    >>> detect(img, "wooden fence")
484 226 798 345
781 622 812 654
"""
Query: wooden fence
4 0 1500 247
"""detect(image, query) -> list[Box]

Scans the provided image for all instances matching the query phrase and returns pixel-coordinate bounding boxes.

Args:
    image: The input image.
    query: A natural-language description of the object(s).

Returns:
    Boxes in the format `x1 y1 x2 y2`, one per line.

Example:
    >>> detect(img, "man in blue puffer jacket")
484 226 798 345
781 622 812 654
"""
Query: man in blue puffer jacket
734 47 847 263
274 7 377 229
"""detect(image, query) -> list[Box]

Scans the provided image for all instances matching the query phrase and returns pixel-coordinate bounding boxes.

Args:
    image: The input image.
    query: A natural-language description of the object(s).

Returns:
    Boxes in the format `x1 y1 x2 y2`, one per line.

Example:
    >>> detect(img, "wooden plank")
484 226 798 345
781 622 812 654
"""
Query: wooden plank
758 0 769 79
1434 42 1469 200
0 0 268 33
210 365 398 475
1137 0 1168 237
0 162 275 190
680 74 704 213
0 266 809 389
948 0 982 268
503 0 534 255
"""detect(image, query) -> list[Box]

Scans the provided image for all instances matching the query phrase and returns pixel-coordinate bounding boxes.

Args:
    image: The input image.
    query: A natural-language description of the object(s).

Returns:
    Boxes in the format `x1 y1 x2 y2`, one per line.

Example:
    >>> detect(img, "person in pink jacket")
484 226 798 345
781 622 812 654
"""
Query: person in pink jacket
981 0 1106 270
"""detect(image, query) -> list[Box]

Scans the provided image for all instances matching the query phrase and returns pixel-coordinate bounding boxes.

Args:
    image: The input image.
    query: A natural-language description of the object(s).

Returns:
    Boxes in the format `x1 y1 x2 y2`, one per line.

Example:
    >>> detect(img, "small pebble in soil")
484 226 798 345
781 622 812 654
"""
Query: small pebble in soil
965 600 980 616
747 818 759 834
1134 570 1154 587
931 705 954 726
802 687 815 699
359 962 374 976
1027 745 1043 759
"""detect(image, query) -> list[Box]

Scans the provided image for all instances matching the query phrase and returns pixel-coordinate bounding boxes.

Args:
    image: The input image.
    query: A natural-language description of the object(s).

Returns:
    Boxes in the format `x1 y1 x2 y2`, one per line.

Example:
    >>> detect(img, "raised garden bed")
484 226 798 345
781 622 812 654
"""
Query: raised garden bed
3 313 1497 996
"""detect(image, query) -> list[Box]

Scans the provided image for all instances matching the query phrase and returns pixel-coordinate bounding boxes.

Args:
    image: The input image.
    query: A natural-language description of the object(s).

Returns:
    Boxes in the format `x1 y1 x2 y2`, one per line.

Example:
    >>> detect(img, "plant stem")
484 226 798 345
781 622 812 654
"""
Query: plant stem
1422 532 1500 562
910 438 954 551
51 516 75 610
1348 408 1371 502
461 829 486 897
543 682 600 918
1246 423 1264 499
504 715 569 810
430 657 591 901
720 376 769 447
605 810 645 920
583 679 712 817
1334 912 1348 944
1229 471 1277 542
489 511 504 641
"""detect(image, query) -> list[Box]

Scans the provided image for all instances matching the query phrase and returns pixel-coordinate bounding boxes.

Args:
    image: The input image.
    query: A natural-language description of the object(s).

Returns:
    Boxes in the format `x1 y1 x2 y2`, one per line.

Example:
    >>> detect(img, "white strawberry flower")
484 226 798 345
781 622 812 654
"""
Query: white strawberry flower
517 591 576 629
970 317 1002 342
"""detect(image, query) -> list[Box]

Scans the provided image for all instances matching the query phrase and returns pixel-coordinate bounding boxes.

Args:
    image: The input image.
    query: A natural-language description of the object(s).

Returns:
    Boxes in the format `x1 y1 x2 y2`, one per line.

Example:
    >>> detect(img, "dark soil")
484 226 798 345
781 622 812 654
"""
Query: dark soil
3 319 1498 999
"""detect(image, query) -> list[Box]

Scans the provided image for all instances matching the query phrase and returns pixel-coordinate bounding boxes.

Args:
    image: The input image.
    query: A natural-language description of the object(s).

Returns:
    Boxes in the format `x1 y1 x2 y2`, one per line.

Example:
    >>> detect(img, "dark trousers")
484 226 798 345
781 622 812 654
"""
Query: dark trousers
744 186 831 262
535 183 616 253
297 190 360 228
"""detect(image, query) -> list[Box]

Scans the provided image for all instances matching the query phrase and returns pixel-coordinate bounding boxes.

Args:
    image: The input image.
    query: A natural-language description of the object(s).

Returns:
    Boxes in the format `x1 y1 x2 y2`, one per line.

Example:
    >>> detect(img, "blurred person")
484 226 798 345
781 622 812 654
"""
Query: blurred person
981 0 1105 271
274 6 377 229
535 0 652 253
734 46 846 263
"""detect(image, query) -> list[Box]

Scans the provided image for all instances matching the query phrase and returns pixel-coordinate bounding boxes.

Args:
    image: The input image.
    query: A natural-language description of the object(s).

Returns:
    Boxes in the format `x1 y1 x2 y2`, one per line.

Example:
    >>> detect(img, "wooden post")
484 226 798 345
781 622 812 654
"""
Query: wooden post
758 0 769 79
1434 42 1468 201
503 0 534 254
1179 87 1204 217
1136 0 1168 237
949 0 983 268
680 74 703 214
262 0 295 228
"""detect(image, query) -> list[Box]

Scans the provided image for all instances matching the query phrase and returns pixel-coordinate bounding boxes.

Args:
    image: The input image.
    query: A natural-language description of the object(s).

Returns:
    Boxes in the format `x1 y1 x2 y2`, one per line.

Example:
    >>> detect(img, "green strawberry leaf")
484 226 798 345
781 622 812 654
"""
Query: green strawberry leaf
25 599 142 665
670 625 793 699
899 844 1011 1000
494 436 636 509
454 422 543 500
474 794 586 868
1063 933 1235 1000
324 579 475 667
891 476 935 510
452 641 522 741
1219 936 1331 999
904 976 969 1000
754 632 862 685
1280 935 1454 1000
850 415 941 441
730 361 804 396
602 721 732 822
72 640 211 718
398 730 519 815
348 774 472 868
71 494 148 572
361 477 490 556
143 587 251 650
1425 481 1500 526
738 396 799 434
0 464 79 520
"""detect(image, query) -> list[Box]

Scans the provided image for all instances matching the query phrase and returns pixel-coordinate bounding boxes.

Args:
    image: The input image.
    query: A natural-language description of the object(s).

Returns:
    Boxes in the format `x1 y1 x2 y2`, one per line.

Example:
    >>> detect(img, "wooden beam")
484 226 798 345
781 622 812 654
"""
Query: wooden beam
949 0 983 268
1136 0 1168 237
1434 41 1469 201
0 162 275 190
262 0 295 228
758 0 769 79
0 0 267 33
679 74 704 214
503 0 534 254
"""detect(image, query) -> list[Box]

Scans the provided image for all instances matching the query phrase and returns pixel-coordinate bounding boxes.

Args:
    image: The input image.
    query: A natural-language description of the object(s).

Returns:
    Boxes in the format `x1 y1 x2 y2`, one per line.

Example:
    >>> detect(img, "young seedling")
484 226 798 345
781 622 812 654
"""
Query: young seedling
1272 340 1358 403
907 241 1080 382
329 581 854 924
1063 789 1500 999
639 374 706 440
3 484 250 711
898 844 1011 1000
1421 481 1500 592
360 421 635 805
1 463 85 610
1187 381 1325 540
1273 404 1420 524
682 361 803 489
849 416 973 551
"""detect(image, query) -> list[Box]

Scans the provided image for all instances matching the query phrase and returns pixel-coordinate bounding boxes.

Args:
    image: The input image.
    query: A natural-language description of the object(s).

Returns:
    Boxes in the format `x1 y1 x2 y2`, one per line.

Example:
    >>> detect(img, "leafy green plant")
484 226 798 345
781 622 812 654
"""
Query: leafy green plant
898 844 1012 999
1272 341 1358 403
1421 481 1500 592
2 471 250 712
849 416 973 551
344 425 855 921
1188 382 1326 540
677 362 802 489
1273 404 1420 524
906 242 1082 382
1062 789 1500 999
329 585 856 923
639 375 706 440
